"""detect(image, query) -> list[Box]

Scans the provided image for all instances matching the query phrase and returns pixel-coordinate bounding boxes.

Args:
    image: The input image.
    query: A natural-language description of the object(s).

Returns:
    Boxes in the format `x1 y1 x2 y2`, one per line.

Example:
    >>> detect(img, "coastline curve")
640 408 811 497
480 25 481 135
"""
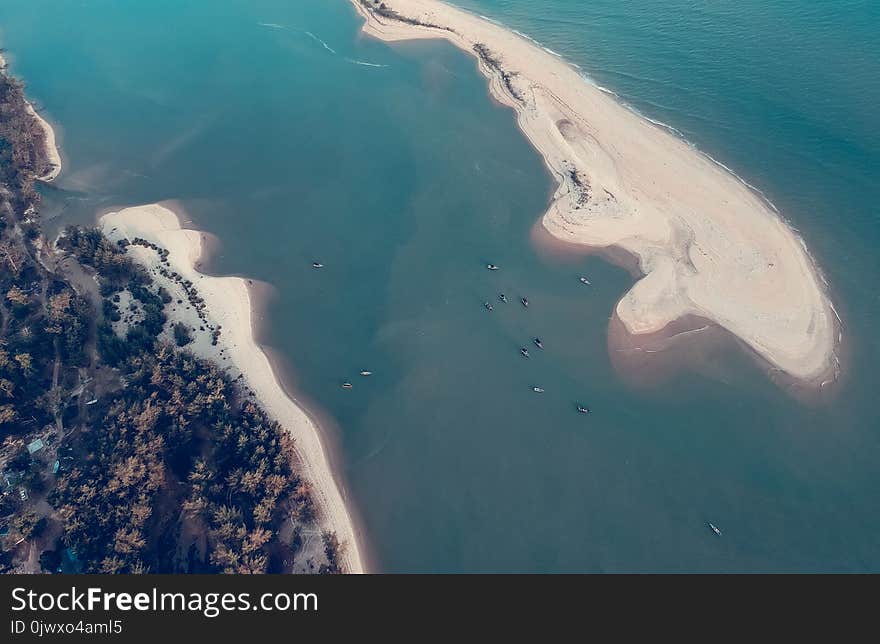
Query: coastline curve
0 52 62 182
349 0 840 386
100 203 366 573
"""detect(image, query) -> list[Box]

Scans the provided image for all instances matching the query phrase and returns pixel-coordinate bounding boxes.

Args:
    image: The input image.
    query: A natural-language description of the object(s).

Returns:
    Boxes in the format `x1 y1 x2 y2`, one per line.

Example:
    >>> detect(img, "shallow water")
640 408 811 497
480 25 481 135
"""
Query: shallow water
2 0 878 571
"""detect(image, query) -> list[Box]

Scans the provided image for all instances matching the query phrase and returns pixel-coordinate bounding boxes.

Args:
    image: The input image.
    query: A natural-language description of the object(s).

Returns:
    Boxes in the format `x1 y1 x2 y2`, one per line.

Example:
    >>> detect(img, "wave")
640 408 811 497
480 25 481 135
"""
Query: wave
511 29 563 59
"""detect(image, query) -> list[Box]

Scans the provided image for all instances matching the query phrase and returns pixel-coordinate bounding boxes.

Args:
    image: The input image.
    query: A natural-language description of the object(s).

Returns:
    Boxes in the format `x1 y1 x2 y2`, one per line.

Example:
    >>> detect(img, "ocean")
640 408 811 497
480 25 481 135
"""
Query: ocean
1 0 877 571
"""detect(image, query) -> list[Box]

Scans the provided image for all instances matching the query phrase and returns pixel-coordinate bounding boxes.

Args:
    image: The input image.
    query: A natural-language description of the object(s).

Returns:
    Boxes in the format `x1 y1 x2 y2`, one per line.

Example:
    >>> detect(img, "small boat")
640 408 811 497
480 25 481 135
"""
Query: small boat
484 301 494 311
359 371 373 376
487 264 500 271
312 261 324 268
520 347 530 358
532 387 545 393
576 404 590 414
499 293 507 303
708 522 722 537
341 382 353 389
579 276 591 285
521 297 529 308
533 337 544 349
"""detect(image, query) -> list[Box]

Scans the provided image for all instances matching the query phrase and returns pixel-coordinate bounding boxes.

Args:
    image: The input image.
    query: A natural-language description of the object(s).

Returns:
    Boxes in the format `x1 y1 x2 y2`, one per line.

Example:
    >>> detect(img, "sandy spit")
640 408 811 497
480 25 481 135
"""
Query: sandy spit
27 101 61 182
100 204 366 573
349 0 839 384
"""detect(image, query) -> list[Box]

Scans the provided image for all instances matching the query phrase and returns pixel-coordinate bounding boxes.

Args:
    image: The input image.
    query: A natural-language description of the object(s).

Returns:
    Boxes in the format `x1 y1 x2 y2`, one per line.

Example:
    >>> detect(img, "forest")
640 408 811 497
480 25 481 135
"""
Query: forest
0 60 339 574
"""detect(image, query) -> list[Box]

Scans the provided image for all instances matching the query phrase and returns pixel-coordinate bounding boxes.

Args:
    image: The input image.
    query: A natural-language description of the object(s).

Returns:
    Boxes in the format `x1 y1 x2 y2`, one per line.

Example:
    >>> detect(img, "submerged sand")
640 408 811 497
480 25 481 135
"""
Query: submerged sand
350 0 840 384
100 204 366 573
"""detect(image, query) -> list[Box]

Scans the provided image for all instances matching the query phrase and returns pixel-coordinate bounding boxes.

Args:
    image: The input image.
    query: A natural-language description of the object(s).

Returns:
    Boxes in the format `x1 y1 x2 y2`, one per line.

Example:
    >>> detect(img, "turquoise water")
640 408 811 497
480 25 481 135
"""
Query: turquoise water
1 0 878 571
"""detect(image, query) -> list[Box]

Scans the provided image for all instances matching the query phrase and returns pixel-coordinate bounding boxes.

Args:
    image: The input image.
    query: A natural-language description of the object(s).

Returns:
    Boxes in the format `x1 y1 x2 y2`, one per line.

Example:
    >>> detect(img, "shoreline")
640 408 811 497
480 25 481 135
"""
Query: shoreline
530 218 845 398
219 272 377 572
99 203 367 573
256 341 377 571
27 101 62 181
0 52 62 182
349 0 840 386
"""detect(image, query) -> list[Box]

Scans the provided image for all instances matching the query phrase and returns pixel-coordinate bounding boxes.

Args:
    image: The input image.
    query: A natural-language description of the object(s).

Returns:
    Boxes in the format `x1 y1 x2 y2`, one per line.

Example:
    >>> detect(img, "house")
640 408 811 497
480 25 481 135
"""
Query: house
27 438 44 455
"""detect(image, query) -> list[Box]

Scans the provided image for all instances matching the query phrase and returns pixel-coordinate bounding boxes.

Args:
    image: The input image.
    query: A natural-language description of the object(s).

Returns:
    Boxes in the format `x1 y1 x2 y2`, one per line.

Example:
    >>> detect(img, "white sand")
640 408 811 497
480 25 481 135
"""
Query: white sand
350 0 839 383
101 204 366 573
27 102 61 182
0 52 62 182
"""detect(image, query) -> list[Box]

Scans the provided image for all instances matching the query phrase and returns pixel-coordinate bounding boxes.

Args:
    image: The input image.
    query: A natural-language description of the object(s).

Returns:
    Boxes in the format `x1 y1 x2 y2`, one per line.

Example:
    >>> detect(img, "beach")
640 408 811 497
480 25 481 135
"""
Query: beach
350 0 840 384
0 52 61 182
100 204 366 573
27 101 61 182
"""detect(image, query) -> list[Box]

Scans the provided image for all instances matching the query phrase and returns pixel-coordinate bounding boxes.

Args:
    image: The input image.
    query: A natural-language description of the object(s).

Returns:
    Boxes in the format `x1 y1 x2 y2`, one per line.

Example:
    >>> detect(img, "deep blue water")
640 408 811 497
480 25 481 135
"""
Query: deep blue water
1 0 878 571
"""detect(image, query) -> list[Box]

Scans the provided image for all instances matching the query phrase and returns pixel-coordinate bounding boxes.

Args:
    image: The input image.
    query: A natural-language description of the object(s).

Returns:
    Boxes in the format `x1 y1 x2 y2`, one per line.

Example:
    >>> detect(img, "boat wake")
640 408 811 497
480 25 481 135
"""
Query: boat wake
259 22 387 69
305 30 338 54
257 22 290 31
345 58 388 68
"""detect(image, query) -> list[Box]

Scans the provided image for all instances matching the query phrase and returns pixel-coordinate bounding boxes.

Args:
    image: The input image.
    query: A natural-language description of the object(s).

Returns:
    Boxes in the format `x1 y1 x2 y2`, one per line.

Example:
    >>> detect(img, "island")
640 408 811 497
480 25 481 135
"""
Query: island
351 0 840 386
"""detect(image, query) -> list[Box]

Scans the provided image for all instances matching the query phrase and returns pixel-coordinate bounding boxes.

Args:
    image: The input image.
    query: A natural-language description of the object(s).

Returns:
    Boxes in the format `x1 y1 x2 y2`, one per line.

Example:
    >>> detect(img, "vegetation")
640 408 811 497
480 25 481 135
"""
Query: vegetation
358 0 454 32
472 43 524 104
0 58 51 210
50 347 315 573
173 321 192 347
0 60 87 436
0 61 337 573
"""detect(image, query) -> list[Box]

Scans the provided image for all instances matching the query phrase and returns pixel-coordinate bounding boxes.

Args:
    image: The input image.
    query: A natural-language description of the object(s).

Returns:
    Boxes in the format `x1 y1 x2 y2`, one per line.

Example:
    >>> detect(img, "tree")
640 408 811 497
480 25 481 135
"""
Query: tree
0 403 17 425
6 285 28 306
0 377 15 398
10 509 40 541
39 549 62 573
320 532 342 574
173 321 192 347
13 352 32 373
47 291 72 321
